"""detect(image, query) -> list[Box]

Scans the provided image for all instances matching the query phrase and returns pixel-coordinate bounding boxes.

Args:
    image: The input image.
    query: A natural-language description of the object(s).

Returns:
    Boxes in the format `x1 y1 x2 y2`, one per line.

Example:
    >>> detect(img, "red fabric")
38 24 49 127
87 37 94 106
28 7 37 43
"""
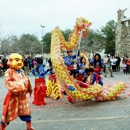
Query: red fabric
0 124 6 130
94 67 100 73
2 68 32 123
32 78 46 106
96 74 99 83
76 75 89 89
26 121 34 130
49 74 56 83
68 96 75 103
67 65 73 71
3 92 12 117
126 60 130 66
82 31 88 38
123 69 126 73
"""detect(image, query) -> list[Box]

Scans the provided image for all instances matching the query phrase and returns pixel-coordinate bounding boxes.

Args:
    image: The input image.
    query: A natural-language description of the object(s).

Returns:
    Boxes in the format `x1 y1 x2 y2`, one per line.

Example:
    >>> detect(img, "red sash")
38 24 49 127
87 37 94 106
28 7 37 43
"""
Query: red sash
94 67 100 73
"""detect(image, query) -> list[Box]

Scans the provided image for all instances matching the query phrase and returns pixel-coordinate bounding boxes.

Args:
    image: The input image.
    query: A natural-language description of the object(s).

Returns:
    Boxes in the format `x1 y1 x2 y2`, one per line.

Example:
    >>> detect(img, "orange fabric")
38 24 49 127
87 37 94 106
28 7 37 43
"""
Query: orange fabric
32 78 46 106
126 59 130 66
2 68 32 123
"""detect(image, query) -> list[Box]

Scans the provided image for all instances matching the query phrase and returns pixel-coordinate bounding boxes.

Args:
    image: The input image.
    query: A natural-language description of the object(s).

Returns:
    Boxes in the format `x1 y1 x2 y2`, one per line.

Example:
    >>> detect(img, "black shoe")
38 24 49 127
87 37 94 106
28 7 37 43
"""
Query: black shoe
111 76 114 77
63 91 67 95
104 76 107 77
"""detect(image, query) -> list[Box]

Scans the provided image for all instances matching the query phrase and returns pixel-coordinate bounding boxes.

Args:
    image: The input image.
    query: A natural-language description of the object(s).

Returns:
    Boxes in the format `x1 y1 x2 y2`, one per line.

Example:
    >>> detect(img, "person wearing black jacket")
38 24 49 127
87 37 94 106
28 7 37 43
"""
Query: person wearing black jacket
116 54 121 72
24 57 29 75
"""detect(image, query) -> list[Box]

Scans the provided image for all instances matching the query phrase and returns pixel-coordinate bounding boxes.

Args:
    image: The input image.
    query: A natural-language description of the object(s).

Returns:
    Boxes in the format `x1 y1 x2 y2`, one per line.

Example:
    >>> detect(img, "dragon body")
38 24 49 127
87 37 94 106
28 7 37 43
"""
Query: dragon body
51 18 126 101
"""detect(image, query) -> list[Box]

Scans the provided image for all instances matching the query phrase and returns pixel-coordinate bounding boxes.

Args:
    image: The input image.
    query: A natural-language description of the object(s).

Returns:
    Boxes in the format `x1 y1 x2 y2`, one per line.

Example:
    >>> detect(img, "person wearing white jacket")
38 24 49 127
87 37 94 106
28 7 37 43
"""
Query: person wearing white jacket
111 56 117 72
104 55 114 77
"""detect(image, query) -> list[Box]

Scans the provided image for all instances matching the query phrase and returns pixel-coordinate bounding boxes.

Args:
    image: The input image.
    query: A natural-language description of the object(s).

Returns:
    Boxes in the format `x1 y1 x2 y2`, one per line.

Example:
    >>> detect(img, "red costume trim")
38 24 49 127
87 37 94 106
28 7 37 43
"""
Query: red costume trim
49 74 56 83
3 92 12 117
76 75 89 89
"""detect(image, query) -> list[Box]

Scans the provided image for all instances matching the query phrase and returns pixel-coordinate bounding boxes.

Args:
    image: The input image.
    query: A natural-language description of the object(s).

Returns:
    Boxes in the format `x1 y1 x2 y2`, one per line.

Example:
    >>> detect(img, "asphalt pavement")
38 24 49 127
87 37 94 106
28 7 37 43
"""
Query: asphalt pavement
0 71 130 130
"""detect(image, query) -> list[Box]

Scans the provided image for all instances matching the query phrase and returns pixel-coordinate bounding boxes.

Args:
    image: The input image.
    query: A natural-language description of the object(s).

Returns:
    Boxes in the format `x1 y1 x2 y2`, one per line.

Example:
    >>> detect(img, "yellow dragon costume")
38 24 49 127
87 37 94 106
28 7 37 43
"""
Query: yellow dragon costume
50 17 126 101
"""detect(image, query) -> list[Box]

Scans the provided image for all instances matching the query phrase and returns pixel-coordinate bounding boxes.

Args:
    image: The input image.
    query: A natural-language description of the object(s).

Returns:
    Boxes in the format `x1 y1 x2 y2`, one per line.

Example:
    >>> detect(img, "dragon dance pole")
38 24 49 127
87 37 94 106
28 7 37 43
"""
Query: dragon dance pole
76 29 85 60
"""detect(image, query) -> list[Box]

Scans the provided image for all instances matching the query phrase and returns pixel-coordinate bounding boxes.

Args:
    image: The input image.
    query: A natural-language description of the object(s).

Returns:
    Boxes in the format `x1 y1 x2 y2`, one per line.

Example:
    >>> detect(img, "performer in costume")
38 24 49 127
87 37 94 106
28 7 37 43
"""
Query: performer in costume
63 49 81 103
32 57 49 106
63 48 80 77
76 56 88 88
0 53 34 130
90 53 104 86
46 59 62 100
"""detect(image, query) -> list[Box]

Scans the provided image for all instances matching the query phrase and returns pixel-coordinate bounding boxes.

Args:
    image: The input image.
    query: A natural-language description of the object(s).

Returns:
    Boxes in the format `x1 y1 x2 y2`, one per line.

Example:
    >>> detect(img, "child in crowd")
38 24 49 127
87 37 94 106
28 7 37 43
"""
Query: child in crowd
122 61 127 74
79 56 86 70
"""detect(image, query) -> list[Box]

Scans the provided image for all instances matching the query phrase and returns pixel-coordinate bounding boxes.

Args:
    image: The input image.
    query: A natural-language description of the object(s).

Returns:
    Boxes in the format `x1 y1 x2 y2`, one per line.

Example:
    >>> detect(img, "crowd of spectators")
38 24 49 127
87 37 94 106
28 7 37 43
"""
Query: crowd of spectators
0 53 130 77
103 53 130 75
0 55 48 76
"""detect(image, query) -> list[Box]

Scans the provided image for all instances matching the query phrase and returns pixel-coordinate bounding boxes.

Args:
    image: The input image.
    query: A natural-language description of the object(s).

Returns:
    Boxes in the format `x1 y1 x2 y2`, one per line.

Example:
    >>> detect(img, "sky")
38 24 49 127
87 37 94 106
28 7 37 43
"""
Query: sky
0 0 130 40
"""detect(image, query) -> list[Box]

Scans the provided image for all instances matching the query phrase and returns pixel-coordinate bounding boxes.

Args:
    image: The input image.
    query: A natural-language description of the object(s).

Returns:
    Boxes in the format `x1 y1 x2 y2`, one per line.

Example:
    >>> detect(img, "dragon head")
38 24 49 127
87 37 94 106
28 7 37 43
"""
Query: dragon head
76 17 92 38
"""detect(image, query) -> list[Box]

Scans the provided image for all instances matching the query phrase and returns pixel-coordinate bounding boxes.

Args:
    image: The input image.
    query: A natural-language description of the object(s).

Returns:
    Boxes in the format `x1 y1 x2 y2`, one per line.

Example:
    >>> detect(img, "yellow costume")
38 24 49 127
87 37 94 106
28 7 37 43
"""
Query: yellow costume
50 17 126 102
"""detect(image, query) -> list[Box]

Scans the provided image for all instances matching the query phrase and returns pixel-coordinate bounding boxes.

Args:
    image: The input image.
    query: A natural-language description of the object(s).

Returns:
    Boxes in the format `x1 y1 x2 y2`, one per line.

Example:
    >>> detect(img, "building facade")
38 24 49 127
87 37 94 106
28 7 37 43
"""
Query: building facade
115 9 130 58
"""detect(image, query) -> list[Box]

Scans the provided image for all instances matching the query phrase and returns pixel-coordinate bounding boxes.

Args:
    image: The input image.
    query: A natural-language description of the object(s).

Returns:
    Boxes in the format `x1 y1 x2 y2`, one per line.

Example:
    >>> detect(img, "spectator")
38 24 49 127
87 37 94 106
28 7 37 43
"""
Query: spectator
116 54 121 72
122 54 128 63
0 57 4 76
2 55 8 72
103 55 108 73
33 57 37 69
126 58 130 73
122 61 127 74
111 56 117 72
104 55 114 77
27 56 32 71
24 57 29 75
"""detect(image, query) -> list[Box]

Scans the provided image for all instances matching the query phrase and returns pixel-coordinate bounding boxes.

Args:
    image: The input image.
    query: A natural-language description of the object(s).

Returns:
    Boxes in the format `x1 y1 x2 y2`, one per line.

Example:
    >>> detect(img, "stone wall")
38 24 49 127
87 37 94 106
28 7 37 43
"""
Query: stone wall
115 10 130 58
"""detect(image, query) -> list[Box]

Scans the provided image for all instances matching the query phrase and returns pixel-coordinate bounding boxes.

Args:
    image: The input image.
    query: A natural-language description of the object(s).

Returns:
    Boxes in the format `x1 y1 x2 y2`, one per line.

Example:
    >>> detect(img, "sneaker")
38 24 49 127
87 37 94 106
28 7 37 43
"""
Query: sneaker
111 76 114 77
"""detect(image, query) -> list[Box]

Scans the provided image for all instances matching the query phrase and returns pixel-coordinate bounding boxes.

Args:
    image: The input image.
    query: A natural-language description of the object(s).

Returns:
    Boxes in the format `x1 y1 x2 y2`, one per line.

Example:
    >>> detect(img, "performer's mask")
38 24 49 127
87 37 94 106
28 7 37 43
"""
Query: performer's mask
7 53 24 70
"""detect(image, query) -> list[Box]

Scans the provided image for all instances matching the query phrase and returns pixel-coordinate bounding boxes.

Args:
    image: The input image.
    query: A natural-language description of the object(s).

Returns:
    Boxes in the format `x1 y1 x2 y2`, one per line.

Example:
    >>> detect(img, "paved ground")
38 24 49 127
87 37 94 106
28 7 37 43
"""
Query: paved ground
0 71 130 130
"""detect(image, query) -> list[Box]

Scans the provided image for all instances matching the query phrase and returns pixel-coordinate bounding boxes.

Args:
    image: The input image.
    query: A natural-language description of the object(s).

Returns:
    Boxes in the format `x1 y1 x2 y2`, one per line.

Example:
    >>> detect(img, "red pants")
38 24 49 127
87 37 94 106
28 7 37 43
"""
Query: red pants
123 69 126 73
32 78 46 106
